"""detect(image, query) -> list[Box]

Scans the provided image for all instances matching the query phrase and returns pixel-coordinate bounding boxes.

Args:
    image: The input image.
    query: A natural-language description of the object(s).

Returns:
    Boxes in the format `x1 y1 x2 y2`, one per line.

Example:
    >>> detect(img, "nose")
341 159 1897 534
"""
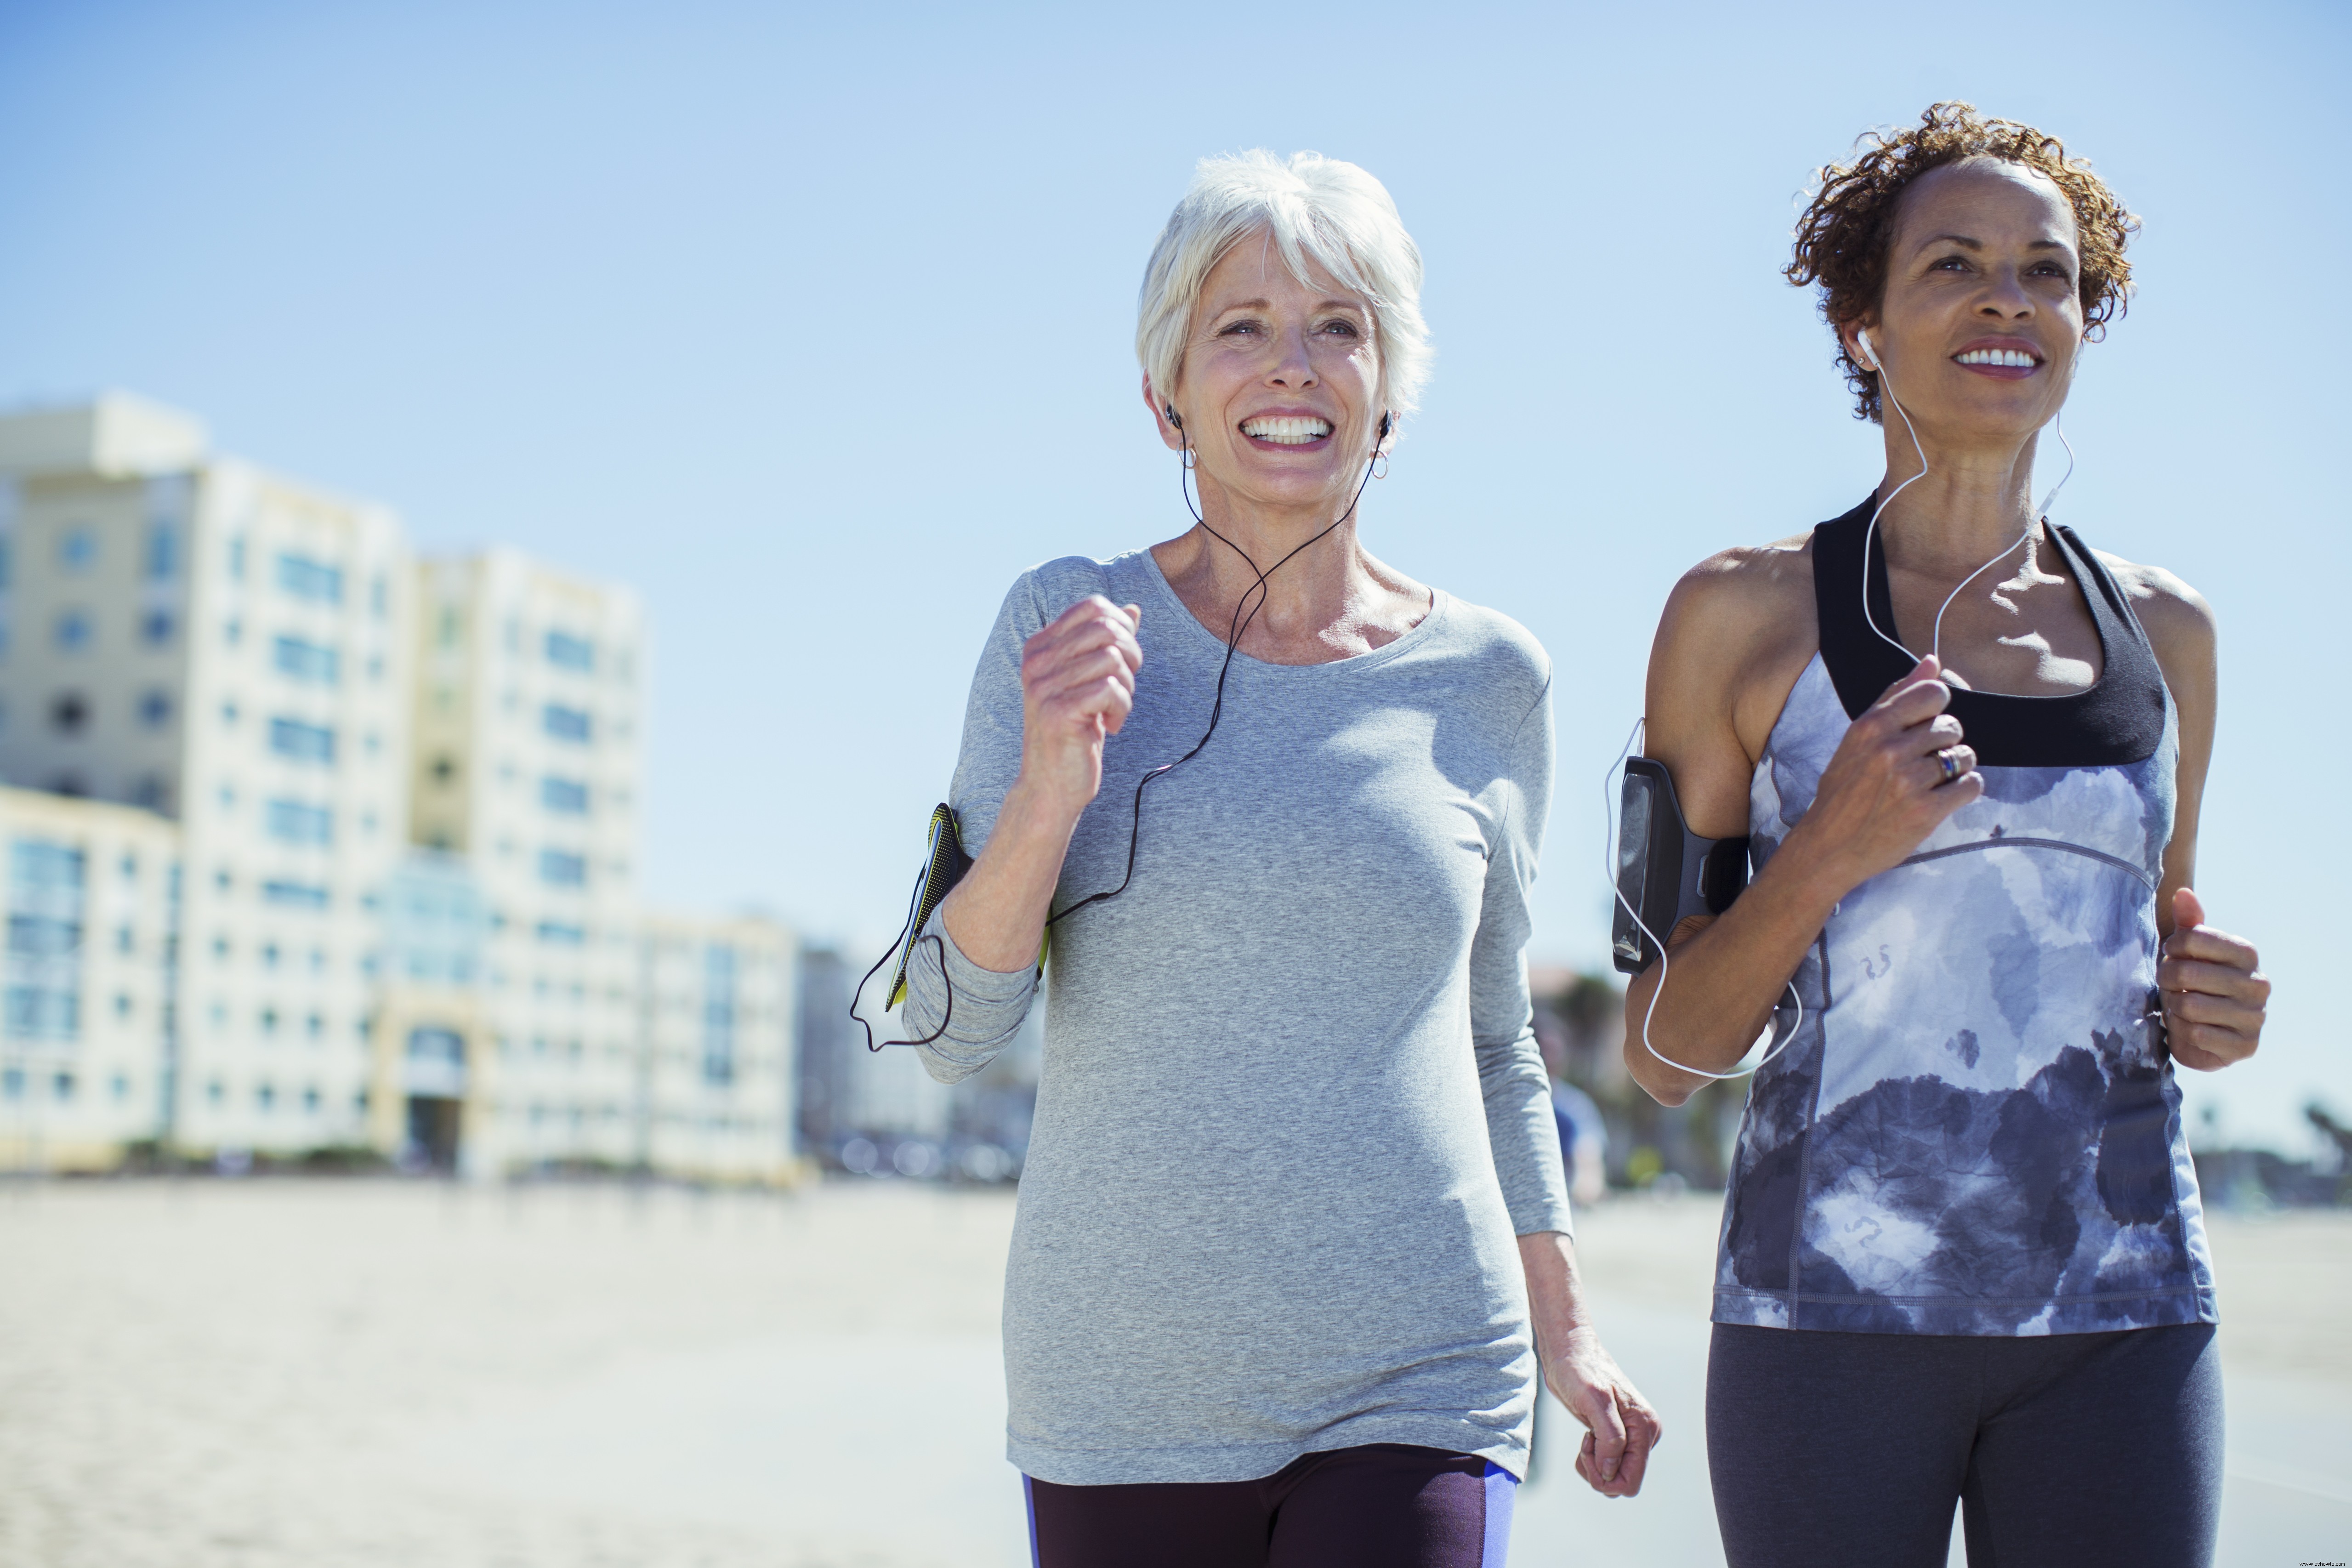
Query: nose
1266 323 1318 389
1978 264 2038 321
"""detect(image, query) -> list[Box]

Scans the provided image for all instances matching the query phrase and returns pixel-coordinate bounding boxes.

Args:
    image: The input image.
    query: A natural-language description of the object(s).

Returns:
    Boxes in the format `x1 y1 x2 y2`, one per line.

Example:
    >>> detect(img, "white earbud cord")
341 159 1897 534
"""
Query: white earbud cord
1859 335 2077 667
1603 716 1803 1082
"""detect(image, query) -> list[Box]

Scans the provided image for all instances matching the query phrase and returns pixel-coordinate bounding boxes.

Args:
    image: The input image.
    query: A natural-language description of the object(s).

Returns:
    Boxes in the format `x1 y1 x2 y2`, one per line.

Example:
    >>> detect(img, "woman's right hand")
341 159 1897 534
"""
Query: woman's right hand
1018 596 1145 818
1789 655 1982 895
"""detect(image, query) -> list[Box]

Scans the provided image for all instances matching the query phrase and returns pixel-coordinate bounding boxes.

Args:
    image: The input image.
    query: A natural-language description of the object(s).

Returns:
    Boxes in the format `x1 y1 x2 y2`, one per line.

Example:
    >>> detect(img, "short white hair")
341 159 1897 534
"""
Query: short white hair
1136 150 1431 422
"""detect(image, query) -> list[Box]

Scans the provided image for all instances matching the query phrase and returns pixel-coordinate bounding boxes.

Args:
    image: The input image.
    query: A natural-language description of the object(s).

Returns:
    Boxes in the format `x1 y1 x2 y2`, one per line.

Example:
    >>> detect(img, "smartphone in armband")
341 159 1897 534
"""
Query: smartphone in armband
1611 757 1751 975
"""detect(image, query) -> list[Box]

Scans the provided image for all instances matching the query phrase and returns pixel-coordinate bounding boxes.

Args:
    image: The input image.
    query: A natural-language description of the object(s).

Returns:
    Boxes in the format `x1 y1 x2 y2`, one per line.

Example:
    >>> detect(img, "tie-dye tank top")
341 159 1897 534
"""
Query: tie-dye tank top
1713 498 2218 1336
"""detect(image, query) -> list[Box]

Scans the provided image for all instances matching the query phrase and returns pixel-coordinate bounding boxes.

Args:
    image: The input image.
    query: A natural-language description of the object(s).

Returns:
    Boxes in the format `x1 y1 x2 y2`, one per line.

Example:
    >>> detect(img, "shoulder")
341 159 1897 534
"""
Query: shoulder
1653 531 1817 672
2093 548 2217 666
1660 532 1815 637
1428 591 1553 696
995 552 1148 635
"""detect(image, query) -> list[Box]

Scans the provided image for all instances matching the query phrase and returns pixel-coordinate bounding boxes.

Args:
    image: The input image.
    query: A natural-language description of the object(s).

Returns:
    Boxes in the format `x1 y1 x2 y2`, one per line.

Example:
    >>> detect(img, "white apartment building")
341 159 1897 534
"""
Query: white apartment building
0 787 181 1170
409 551 649 1171
636 911 797 1182
0 394 804 1182
0 395 411 1159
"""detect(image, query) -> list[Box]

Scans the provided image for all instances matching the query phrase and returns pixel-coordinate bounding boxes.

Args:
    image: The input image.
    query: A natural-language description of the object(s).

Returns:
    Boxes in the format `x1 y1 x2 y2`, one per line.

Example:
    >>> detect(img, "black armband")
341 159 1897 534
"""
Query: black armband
1610 757 1750 975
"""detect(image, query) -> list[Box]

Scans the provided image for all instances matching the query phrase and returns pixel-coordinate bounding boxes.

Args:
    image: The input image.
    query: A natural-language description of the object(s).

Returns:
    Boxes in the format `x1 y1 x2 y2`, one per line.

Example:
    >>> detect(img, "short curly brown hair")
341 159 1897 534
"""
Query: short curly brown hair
1788 102 2140 423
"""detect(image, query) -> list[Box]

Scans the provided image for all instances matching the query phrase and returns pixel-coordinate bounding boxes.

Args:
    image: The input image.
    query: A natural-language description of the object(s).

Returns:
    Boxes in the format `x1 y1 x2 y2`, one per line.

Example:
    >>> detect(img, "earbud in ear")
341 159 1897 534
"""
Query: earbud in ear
1854 330 1878 372
1163 403 1184 432
1377 411 1393 439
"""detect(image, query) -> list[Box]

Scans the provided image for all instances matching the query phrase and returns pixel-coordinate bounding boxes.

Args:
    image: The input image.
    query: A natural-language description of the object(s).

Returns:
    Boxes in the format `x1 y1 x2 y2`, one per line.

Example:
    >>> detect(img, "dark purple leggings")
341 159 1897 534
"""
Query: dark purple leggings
1023 1443 1516 1568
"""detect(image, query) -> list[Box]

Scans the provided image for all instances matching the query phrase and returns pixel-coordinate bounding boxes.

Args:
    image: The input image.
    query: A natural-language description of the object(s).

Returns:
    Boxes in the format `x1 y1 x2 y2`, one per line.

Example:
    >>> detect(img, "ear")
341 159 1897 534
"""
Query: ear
1842 322 1880 372
1142 375 1186 452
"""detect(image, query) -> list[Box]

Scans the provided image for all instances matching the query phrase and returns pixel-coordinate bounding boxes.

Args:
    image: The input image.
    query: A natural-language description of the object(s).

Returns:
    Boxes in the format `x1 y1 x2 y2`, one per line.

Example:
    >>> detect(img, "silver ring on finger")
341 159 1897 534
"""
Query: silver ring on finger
1937 746 1964 784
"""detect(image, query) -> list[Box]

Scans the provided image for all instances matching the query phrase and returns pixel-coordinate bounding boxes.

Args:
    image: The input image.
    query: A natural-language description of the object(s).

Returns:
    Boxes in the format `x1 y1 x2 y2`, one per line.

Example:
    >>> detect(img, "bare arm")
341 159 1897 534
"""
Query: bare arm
2119 559 2268 1071
1623 556 1984 1107
939 596 1142 971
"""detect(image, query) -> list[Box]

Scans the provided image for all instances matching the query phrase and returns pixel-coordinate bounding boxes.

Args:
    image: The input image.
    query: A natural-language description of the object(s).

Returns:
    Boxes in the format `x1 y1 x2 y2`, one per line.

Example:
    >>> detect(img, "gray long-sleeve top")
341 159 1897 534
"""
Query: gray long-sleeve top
903 549 1570 1485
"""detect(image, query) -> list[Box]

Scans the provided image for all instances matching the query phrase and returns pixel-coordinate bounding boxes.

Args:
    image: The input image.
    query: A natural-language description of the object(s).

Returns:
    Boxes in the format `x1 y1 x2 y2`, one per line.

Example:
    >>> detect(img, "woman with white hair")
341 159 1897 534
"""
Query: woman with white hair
896 151 1658 1566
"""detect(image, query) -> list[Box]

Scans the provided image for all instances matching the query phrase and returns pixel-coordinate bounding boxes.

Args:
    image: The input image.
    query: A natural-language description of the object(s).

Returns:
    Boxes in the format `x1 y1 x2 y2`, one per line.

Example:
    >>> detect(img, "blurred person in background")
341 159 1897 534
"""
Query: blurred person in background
1534 1007 1609 1208
1624 105 2267 1568
898 150 1657 1567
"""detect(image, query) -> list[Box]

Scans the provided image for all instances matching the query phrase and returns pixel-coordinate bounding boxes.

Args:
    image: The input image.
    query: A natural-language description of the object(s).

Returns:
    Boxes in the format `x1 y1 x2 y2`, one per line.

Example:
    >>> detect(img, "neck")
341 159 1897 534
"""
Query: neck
1873 410 2046 575
1154 459 1413 664
1189 467 1370 634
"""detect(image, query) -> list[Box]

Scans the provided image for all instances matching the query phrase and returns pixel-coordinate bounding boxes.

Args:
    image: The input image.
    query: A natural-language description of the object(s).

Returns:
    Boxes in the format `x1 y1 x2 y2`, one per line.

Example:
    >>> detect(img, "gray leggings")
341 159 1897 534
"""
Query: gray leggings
1706 1322 2223 1568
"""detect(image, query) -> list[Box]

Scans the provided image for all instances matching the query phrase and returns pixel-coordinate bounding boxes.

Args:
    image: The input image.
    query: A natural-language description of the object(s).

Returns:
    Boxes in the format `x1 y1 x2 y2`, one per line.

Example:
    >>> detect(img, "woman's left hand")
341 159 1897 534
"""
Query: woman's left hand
2159 887 2268 1071
1544 1325 1664 1499
1519 1231 1662 1498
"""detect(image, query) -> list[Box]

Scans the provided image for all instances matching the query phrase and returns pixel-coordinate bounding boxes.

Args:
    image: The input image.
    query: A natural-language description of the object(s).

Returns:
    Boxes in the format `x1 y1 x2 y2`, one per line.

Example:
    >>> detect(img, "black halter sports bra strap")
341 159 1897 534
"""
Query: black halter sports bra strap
1812 496 2169 767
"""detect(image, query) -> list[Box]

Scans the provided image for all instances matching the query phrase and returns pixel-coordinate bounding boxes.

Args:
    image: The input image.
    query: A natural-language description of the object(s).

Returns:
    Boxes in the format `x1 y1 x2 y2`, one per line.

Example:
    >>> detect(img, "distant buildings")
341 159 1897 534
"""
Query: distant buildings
0 393 794 1181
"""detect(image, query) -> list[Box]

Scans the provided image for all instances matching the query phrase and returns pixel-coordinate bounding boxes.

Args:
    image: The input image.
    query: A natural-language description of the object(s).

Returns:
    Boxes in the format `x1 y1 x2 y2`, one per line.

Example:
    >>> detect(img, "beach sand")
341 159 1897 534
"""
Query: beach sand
1 1179 2343 1566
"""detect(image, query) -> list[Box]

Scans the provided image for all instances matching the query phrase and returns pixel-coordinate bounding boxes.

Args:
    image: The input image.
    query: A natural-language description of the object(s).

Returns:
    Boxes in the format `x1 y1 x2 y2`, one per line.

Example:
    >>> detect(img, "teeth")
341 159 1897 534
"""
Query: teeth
1956 347 2040 368
1240 416 1333 444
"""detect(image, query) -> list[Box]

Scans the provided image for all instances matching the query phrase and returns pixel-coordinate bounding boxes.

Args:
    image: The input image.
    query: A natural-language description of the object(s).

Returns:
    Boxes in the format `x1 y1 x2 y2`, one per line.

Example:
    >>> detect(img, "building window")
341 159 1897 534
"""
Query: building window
206 1078 223 1103
545 630 595 672
140 609 174 646
306 1013 324 1040
265 800 333 846
50 693 89 734
276 553 343 604
114 993 132 1018
51 1071 74 1101
146 522 179 580
302 1085 321 1111
538 849 586 887
267 717 336 765
542 704 591 744
540 777 589 814
229 537 247 579
273 636 340 685
54 609 92 652
6 838 85 1042
536 920 585 945
437 605 462 648
111 1072 130 1101
703 944 738 1085
131 776 169 812
115 926 133 954
58 526 96 574
429 755 457 786
138 690 172 728
370 574 387 617
256 1081 276 1110
261 880 330 910
224 616 242 646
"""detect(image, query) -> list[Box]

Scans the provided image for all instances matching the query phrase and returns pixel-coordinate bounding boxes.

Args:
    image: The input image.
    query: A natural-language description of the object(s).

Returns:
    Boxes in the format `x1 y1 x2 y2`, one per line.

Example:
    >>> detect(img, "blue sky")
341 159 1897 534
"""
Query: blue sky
1 0 2343 1151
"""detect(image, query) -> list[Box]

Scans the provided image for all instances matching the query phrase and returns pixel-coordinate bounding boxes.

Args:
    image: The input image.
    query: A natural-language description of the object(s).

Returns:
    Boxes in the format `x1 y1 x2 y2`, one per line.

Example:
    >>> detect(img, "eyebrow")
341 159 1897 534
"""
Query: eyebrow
1915 233 2074 253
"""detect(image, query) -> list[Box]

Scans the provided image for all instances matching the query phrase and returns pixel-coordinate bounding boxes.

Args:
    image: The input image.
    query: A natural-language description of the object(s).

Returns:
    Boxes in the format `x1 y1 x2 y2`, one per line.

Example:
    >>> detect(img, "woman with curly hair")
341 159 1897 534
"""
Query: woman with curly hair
1624 103 2268 1566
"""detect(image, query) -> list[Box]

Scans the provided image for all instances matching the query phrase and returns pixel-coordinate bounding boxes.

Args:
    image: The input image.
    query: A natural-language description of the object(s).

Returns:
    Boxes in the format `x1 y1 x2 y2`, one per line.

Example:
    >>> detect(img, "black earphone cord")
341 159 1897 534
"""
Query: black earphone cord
860 419 1385 1051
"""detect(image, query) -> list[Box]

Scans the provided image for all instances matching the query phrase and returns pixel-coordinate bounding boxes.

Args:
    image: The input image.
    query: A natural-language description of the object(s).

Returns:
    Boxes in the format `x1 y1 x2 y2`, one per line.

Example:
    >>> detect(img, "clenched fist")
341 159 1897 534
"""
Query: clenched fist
1791 654 1981 894
1020 596 1144 817
2159 887 2267 1071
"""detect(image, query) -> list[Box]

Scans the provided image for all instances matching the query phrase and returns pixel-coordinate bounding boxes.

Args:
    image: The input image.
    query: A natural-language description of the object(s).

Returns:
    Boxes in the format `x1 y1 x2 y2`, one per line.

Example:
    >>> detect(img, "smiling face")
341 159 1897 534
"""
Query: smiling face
1850 159 2087 440
1148 230 1386 517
